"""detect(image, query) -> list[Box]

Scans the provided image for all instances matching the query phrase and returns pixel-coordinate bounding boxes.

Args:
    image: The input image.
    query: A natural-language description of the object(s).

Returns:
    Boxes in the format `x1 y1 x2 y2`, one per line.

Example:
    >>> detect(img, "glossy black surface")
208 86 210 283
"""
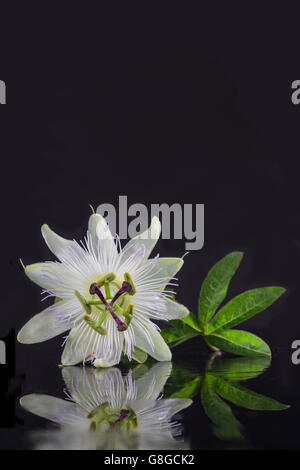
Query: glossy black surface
1 3 300 450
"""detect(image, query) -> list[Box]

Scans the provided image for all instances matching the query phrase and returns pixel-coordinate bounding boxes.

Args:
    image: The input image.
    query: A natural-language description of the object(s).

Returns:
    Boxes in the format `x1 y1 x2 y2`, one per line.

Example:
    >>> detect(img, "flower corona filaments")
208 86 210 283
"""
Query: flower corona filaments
18 213 189 367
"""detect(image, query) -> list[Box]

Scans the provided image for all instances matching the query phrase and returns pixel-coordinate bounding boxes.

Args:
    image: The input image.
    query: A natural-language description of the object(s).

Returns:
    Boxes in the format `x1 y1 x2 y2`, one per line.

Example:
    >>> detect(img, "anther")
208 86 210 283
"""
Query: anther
90 282 128 332
123 272 136 295
75 290 92 315
124 304 134 327
113 409 130 428
89 283 106 303
96 272 116 288
110 274 136 305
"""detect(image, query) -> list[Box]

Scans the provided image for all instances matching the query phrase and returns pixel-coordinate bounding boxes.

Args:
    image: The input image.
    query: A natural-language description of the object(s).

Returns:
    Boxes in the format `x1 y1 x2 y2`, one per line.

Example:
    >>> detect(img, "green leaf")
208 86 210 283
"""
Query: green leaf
131 347 148 364
181 313 202 332
212 423 244 442
210 376 290 410
199 252 244 331
207 356 271 381
201 378 244 441
169 377 202 399
205 329 271 357
206 287 285 334
165 365 200 397
161 320 200 348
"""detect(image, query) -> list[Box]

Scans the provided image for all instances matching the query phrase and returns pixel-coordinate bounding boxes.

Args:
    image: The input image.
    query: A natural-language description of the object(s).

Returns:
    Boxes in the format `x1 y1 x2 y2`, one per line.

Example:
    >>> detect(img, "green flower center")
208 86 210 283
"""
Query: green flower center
87 402 138 432
74 272 136 334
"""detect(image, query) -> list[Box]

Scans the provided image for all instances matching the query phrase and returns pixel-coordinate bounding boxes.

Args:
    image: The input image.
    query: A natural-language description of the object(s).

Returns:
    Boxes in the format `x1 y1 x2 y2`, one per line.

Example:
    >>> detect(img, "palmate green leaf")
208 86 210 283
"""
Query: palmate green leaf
206 287 285 334
161 320 199 348
201 378 244 441
209 376 289 410
212 423 244 442
199 252 244 331
181 313 202 332
207 356 271 381
205 329 271 357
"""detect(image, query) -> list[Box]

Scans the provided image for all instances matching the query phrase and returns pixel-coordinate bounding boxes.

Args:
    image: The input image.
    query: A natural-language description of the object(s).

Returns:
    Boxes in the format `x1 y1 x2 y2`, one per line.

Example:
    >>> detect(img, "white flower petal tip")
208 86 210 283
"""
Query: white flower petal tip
183 398 193 408
60 356 81 367
150 257 184 283
89 213 114 240
41 224 76 260
20 394 75 423
122 216 161 263
93 358 119 368
145 216 161 241
156 346 172 362
135 327 172 362
17 305 69 344
61 336 84 367
165 299 190 320
24 262 60 290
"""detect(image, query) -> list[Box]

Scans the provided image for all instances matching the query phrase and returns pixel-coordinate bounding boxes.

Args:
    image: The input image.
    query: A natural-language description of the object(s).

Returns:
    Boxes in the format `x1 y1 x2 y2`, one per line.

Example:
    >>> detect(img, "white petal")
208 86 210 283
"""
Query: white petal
17 304 69 344
41 224 78 261
122 216 161 263
134 323 172 361
62 367 124 409
61 317 124 367
88 213 118 270
93 356 119 368
135 362 172 401
61 323 92 366
93 368 127 409
88 213 114 242
20 394 76 424
164 298 189 320
93 320 124 368
25 262 64 290
136 257 183 291
149 257 183 282
151 397 192 418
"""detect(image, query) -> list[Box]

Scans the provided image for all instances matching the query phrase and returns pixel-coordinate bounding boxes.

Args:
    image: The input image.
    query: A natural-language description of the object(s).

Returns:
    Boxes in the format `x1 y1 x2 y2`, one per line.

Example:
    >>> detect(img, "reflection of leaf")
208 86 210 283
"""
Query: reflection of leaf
205 329 271 357
164 365 200 398
161 320 199 348
169 377 202 399
201 378 244 441
210 376 289 411
206 287 285 334
207 356 271 381
199 252 244 331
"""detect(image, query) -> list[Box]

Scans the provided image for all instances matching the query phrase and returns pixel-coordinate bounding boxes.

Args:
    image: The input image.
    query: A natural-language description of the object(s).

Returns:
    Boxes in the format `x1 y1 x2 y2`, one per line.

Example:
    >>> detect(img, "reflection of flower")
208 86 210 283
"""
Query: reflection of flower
18 214 189 367
20 362 192 450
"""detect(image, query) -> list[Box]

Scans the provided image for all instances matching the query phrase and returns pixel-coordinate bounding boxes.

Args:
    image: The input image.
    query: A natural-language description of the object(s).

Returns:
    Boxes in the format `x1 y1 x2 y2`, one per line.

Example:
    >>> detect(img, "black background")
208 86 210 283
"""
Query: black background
1 3 300 450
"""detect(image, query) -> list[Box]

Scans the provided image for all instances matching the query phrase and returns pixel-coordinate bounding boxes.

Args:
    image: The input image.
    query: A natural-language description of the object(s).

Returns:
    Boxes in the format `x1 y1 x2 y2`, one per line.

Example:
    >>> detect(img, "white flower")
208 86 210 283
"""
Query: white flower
18 214 189 367
20 362 192 450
